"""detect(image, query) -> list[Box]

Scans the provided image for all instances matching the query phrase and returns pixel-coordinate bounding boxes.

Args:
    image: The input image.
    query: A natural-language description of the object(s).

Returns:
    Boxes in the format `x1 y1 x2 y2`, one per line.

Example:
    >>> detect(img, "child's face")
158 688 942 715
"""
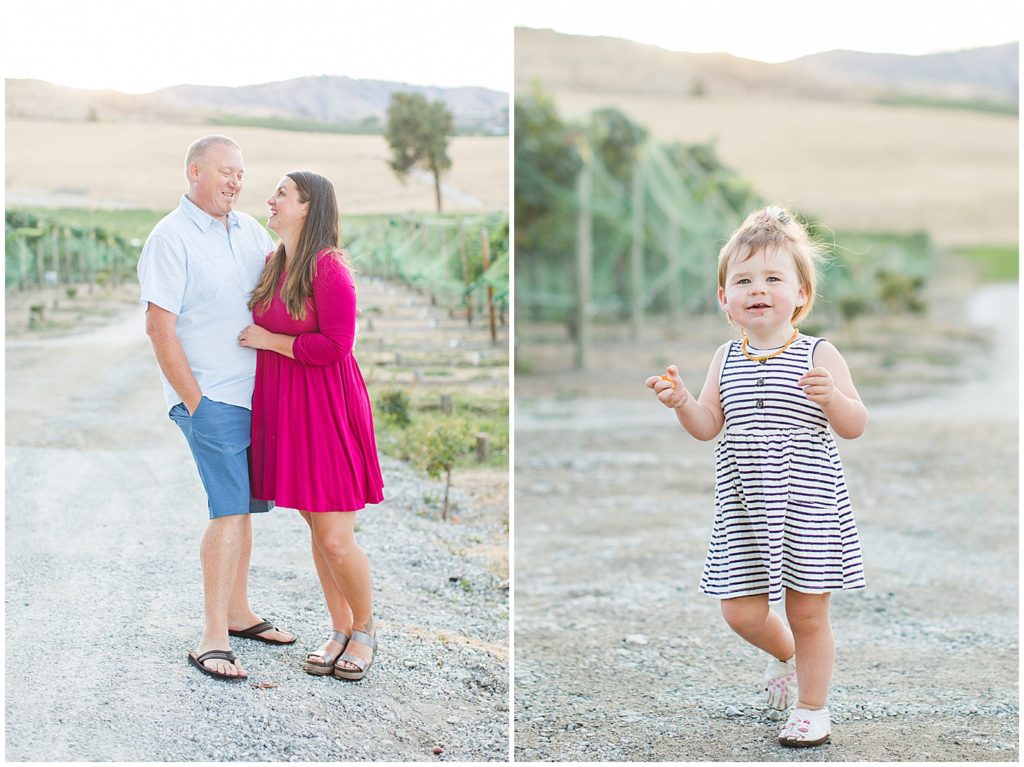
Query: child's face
718 248 807 332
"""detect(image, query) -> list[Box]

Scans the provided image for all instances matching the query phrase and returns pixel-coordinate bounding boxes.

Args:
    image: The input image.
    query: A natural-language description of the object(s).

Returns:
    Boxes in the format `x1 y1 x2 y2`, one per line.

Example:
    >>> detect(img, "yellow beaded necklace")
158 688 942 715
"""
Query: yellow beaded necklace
741 328 799 363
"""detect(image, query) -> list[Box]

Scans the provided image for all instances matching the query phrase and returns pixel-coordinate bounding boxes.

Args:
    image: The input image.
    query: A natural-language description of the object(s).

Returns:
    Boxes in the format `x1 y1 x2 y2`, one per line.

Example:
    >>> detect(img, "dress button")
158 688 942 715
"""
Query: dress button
756 399 764 408
757 378 765 387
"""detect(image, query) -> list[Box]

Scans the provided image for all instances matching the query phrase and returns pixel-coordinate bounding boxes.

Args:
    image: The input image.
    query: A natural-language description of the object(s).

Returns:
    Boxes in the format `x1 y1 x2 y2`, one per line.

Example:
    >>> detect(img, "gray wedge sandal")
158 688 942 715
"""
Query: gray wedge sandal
304 631 350 676
333 629 377 681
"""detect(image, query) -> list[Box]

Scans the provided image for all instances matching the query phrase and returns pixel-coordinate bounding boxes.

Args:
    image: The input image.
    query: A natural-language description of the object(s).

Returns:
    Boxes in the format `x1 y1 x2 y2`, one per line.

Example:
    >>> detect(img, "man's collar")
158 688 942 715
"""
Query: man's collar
180 193 240 231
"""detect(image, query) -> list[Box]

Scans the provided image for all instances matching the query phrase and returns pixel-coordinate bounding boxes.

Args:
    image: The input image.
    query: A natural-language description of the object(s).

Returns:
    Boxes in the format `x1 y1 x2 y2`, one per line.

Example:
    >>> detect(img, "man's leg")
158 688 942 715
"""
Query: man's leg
172 400 290 676
195 513 249 677
226 513 293 642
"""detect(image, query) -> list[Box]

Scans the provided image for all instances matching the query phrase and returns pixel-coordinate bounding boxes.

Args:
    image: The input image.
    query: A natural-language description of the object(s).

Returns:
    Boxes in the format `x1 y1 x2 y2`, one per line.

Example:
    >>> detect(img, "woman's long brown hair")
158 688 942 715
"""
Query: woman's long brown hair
248 171 346 321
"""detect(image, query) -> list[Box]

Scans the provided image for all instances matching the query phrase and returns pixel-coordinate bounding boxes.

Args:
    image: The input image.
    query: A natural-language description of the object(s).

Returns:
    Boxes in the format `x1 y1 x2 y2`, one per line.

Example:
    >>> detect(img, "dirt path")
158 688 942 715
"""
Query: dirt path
4 277 509 762
513 284 1017 761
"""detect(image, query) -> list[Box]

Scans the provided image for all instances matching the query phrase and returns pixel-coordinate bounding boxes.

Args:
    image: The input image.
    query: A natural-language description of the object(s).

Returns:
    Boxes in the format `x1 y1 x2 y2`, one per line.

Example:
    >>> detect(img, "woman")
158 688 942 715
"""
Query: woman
238 171 384 681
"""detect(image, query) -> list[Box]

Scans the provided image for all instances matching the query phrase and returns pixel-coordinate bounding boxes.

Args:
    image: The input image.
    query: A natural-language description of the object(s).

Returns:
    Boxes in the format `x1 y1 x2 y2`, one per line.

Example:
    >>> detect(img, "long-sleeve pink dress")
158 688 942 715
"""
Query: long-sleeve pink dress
250 249 384 512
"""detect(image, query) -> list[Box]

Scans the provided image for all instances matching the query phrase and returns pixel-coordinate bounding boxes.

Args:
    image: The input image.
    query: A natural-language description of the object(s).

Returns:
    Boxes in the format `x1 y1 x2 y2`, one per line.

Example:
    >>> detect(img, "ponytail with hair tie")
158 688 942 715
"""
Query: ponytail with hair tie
763 206 791 225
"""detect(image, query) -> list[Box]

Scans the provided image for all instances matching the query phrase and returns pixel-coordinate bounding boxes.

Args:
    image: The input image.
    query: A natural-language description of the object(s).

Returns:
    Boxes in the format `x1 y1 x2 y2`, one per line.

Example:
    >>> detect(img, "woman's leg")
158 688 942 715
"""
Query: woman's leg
299 511 354 637
720 594 796 661
307 511 375 670
785 590 834 709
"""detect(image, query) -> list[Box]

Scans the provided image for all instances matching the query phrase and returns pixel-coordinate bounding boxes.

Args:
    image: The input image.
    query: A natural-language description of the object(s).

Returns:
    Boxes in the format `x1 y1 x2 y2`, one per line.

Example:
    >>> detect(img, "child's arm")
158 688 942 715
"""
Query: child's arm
800 341 868 439
644 343 727 441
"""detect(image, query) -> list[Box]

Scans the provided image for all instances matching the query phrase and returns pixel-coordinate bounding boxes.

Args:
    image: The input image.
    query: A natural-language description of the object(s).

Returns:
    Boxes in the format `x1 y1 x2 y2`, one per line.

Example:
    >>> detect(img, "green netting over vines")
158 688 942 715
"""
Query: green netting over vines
344 213 508 316
5 210 138 290
514 85 932 329
6 209 510 322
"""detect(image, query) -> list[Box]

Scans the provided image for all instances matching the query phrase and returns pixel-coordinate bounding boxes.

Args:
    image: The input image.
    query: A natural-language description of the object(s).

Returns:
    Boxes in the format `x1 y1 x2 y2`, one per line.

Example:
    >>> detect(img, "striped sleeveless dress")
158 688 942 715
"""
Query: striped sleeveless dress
699 334 866 603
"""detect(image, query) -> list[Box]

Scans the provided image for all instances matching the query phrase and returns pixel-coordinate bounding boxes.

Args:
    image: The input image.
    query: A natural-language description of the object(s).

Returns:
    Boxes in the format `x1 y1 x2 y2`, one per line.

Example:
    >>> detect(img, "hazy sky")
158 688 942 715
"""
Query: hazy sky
3 1 1018 94
3 0 512 93
515 0 1020 62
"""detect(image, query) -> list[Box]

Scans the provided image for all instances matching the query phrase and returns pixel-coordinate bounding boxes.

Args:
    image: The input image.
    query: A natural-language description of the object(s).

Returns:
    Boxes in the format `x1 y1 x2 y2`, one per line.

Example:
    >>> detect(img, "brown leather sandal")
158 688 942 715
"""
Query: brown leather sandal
229 619 296 645
187 650 247 681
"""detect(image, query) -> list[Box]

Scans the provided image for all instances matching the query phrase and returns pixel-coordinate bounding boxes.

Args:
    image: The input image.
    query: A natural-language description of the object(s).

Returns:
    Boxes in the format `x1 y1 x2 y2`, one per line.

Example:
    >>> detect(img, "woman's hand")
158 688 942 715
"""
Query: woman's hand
238 324 273 350
644 365 690 408
799 366 835 404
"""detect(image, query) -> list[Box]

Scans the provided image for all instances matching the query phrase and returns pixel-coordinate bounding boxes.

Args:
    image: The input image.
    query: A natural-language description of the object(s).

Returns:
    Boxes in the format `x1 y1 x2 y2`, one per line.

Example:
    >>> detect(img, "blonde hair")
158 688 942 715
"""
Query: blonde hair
717 205 824 325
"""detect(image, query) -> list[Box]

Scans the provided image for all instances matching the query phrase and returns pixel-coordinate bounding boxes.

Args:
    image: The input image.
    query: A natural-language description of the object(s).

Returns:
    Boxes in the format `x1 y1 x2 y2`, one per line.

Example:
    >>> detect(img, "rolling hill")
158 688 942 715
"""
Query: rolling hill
5 75 509 134
515 27 1018 108
792 44 1018 104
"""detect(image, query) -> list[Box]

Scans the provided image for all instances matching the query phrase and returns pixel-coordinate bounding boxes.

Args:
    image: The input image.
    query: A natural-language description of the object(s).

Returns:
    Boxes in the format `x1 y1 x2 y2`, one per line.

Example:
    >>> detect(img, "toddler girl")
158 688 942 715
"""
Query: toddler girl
645 205 867 747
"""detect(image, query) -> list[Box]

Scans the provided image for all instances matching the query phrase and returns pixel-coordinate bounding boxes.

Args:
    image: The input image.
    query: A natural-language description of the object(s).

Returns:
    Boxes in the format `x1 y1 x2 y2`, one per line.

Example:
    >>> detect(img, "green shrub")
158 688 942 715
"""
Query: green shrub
377 388 411 427
837 294 872 322
816 231 933 324
877 270 926 314
408 415 472 520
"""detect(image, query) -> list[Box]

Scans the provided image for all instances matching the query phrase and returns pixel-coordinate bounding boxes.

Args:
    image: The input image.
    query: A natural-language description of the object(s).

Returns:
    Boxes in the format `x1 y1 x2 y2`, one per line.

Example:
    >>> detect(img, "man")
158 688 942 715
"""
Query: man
138 135 294 681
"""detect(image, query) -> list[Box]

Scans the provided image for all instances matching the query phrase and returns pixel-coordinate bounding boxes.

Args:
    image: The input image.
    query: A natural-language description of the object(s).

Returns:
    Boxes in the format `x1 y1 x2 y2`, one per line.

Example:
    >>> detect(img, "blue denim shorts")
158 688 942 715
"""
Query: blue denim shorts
169 396 272 519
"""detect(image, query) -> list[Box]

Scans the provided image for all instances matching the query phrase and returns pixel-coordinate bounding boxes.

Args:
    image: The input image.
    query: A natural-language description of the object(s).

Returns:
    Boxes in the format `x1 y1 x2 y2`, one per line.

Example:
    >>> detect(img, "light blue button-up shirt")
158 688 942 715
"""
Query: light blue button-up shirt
138 194 276 411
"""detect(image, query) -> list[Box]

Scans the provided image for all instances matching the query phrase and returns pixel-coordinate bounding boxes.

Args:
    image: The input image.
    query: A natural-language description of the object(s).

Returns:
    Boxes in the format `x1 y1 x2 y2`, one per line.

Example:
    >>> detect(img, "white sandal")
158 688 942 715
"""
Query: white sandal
778 706 831 747
763 655 797 710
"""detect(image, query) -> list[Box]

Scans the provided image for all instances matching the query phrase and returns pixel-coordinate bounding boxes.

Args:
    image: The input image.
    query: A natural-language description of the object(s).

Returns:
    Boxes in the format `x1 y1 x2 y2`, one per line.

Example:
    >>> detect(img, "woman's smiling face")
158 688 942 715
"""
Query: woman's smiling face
718 246 807 333
266 175 308 235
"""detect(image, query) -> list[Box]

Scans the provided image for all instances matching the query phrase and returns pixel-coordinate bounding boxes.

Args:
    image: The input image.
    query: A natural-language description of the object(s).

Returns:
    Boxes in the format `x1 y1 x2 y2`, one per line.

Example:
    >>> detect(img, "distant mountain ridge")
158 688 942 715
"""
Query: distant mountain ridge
6 75 509 133
515 27 1018 107
793 44 1018 102
154 76 508 132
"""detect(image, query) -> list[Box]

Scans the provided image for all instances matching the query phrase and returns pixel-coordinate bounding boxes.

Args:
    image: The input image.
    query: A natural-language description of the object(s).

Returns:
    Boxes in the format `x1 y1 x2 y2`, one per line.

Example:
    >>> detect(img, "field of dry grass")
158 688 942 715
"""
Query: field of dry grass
543 91 1017 247
5 119 508 216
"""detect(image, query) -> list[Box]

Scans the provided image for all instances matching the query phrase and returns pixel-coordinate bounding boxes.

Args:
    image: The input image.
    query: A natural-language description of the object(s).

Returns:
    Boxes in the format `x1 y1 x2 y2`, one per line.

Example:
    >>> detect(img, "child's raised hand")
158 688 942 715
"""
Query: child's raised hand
799 367 835 405
644 365 689 408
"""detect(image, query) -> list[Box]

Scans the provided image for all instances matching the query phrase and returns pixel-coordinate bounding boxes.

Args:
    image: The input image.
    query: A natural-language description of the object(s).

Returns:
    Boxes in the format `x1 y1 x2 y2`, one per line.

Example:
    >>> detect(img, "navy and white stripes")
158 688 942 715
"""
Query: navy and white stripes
699 335 866 603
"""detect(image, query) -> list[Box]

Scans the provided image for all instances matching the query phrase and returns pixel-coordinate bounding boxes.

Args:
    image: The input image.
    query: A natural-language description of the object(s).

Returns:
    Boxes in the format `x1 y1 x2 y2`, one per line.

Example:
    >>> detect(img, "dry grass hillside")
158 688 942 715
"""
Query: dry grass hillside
543 90 1017 247
5 119 508 216
516 27 1017 247
5 79 202 123
515 28 1018 104
515 28 842 100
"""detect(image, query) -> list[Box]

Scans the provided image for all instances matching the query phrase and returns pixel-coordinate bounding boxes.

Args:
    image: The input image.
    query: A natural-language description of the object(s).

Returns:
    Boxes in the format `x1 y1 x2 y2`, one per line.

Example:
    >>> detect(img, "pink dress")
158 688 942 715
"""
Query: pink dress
251 249 384 512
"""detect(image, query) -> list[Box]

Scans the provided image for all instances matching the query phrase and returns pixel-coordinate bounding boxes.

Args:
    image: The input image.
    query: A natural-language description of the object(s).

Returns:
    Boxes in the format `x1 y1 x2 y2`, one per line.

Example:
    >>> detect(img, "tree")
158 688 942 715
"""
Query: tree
513 84 582 322
385 92 454 212
409 415 471 521
587 107 647 185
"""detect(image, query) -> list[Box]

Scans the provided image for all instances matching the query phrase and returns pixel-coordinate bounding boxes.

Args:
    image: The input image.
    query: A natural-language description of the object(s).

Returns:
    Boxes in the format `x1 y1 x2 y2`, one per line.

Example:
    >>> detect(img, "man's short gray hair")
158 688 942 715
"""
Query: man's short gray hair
185 134 241 171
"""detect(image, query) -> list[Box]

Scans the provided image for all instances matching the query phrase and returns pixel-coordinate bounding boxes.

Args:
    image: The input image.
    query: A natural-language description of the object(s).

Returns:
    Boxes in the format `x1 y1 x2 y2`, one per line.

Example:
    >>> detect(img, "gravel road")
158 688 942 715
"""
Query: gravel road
5 284 509 761
514 284 1018 761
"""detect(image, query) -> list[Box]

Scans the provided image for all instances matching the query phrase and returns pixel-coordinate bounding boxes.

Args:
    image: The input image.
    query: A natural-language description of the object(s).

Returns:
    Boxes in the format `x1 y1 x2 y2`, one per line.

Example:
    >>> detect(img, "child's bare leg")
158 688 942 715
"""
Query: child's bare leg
720 594 795 661
785 590 834 709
